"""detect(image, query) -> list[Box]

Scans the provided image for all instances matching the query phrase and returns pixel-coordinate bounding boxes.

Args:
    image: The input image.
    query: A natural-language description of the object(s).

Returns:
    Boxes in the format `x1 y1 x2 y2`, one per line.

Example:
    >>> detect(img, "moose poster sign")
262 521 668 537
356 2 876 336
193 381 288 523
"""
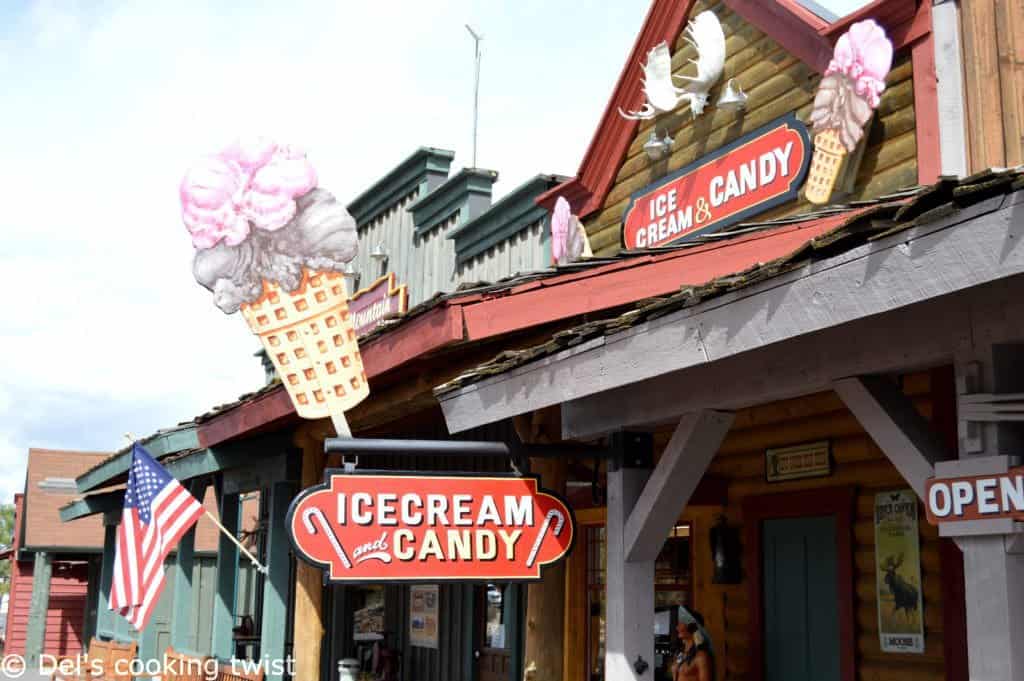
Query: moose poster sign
873 490 925 653
621 114 811 249
287 472 575 582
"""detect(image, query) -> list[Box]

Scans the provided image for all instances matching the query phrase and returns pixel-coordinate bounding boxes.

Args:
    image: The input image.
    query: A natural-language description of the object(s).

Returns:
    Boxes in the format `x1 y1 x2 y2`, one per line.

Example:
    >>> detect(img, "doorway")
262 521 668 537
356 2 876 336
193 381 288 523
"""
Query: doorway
744 487 855 681
762 516 840 681
476 584 511 681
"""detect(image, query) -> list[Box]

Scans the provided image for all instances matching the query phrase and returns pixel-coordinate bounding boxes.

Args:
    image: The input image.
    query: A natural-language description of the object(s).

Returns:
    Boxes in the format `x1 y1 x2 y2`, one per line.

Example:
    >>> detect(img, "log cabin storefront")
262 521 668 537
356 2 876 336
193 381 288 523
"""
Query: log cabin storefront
59 1 1024 681
435 0 1024 680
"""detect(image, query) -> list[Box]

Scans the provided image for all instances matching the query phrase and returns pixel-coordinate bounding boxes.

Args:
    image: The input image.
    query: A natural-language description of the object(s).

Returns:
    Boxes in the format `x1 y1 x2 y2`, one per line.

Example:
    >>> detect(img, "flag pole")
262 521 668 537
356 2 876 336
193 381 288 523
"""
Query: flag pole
204 510 268 574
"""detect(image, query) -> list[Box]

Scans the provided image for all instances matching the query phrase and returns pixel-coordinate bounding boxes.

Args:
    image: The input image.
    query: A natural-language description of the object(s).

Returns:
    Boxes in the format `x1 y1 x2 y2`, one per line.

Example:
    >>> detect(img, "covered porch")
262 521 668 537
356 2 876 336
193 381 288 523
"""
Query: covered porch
438 173 1024 681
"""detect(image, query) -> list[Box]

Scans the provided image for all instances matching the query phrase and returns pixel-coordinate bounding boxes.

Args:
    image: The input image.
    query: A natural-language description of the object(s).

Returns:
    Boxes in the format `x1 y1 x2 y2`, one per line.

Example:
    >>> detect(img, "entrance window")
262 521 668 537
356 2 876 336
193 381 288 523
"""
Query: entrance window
484 584 507 649
584 523 692 681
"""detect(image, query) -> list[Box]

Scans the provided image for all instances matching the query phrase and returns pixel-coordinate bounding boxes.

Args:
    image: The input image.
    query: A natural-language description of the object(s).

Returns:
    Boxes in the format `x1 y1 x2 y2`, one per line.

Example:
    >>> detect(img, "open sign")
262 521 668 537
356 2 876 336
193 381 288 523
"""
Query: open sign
924 466 1024 525
287 472 575 582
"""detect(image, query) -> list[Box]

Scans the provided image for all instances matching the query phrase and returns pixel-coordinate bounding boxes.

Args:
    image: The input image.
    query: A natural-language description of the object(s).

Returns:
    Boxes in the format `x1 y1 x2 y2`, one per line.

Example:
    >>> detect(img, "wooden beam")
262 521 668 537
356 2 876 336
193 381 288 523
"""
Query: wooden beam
23 550 53 667
605 464 654 681
60 490 124 521
97 522 117 639
623 411 733 562
524 458 567 681
911 13 942 186
833 375 946 499
440 192 1024 435
293 426 327 681
76 426 199 493
932 0 969 177
211 485 240 660
261 480 297 681
170 480 204 653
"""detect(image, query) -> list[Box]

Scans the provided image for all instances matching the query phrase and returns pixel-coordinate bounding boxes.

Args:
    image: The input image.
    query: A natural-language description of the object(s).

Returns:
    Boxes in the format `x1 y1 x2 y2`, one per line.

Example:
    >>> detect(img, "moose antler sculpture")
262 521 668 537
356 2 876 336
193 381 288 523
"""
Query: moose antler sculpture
617 11 725 121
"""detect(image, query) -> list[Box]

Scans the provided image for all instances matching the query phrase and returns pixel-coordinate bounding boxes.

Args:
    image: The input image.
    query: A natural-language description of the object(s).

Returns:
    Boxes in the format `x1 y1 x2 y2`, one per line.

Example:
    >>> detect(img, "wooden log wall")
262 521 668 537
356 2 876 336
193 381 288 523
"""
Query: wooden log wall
655 371 954 681
960 0 1024 172
584 0 919 256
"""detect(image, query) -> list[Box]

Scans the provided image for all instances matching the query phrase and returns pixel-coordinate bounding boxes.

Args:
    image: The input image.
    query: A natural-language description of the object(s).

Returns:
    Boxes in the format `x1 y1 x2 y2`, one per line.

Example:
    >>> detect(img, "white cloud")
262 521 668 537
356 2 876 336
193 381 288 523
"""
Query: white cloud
27 0 83 49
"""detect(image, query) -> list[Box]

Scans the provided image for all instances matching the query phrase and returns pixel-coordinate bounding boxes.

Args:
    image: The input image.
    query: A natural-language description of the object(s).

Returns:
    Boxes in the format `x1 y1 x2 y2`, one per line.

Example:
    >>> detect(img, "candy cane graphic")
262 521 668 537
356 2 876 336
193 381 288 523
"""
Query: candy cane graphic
302 506 353 570
526 509 566 568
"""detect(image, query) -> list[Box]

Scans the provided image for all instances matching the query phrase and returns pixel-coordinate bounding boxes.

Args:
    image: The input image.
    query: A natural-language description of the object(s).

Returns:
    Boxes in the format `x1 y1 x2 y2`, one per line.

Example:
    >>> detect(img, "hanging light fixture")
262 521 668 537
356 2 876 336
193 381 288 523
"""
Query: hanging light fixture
341 261 360 291
716 78 748 112
643 130 673 162
370 243 388 263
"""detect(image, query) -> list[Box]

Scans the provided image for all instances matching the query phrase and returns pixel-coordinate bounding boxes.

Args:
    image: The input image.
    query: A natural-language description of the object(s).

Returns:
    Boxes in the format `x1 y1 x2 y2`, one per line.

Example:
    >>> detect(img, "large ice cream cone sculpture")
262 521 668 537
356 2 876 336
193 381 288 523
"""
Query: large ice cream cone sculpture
241 269 368 419
805 128 847 204
806 20 893 205
180 137 369 423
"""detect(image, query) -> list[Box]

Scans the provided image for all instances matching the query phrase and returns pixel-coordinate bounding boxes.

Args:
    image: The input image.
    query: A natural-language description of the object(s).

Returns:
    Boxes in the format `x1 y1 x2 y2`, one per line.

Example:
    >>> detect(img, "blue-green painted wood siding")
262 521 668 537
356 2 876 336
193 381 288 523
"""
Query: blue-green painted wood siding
762 516 841 681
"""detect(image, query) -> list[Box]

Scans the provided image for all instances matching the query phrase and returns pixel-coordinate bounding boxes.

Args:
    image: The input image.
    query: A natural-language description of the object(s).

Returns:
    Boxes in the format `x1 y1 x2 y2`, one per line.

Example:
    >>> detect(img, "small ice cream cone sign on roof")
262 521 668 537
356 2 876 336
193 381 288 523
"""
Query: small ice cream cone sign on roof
550 197 592 266
806 20 893 205
180 138 369 432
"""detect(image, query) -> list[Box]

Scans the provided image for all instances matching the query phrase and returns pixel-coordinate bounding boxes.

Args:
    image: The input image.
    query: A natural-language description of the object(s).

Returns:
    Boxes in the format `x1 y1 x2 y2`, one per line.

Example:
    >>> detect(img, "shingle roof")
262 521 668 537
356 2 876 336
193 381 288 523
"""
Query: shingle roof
436 168 1024 395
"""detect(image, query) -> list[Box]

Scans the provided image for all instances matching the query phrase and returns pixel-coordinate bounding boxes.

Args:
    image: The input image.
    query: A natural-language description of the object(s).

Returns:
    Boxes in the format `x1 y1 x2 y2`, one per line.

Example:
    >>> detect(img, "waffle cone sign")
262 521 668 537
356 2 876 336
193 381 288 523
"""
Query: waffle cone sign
287 472 575 582
240 269 368 418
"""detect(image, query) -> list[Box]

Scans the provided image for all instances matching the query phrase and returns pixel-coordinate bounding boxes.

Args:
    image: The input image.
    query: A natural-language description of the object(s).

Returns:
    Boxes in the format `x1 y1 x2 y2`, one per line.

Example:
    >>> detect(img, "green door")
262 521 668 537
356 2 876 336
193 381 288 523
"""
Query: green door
762 516 840 681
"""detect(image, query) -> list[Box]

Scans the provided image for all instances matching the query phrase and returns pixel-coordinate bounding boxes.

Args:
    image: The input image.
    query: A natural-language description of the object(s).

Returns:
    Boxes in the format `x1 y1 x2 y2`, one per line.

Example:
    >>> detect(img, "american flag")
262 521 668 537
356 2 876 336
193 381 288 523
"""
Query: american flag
109 443 205 630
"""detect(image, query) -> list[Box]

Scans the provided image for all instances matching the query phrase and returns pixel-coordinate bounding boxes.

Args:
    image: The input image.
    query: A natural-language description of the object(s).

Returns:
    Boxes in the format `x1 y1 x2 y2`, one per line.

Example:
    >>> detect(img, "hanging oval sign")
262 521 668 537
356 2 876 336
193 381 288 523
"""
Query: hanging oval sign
622 113 812 250
287 471 575 582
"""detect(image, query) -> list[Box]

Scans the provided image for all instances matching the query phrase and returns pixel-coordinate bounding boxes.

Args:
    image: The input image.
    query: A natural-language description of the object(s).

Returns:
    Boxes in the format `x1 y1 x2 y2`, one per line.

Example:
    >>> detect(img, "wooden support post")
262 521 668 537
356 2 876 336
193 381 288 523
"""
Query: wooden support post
171 518 198 652
523 457 567 681
262 480 298 681
24 550 53 668
953 345 1024 680
98 520 118 638
212 484 241 660
83 555 101 644
624 411 733 562
293 425 328 681
606 459 652 681
833 375 945 500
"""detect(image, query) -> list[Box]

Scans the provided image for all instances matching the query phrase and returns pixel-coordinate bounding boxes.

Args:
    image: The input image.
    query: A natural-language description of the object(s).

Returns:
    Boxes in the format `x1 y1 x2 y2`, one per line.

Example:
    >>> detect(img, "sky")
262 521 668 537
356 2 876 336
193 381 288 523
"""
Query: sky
0 0 652 506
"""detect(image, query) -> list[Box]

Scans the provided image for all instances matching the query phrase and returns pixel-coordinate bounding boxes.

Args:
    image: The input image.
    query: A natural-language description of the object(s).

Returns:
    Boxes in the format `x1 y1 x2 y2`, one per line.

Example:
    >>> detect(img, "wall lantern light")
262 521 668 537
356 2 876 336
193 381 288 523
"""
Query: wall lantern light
643 130 674 162
716 78 748 112
709 514 741 584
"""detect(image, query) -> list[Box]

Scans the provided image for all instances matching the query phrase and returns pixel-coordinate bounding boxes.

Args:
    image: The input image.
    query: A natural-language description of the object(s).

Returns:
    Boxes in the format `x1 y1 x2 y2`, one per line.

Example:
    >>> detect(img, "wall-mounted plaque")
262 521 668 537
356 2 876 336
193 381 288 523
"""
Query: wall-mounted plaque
765 441 831 482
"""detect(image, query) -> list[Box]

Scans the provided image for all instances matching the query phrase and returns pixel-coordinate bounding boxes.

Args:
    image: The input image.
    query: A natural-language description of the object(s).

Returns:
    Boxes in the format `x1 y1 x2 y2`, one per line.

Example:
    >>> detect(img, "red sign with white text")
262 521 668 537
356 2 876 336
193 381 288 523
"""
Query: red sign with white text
924 466 1024 525
287 473 575 582
622 114 811 249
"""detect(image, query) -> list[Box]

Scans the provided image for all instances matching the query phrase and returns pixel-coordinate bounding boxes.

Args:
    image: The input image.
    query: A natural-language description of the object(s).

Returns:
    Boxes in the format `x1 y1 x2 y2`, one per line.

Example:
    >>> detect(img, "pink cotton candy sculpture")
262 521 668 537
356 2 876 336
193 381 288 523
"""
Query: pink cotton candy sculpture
825 19 893 109
551 197 571 264
550 197 592 266
179 138 317 250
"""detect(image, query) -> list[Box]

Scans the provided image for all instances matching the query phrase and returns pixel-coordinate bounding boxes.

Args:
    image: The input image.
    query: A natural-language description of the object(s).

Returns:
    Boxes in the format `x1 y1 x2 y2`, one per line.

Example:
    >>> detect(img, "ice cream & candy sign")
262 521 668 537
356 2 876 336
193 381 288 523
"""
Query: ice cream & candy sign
288 473 575 582
621 114 811 249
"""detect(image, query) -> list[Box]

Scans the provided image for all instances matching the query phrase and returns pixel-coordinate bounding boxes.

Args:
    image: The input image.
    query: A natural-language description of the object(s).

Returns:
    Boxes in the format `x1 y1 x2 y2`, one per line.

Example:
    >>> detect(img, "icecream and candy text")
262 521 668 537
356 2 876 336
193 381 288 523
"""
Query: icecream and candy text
622 115 811 249
288 474 575 582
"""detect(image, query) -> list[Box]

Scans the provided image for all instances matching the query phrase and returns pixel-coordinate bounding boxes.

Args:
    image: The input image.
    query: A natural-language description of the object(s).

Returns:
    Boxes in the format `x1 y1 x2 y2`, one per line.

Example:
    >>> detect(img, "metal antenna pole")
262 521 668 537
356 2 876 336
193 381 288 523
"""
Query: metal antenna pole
465 24 483 168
